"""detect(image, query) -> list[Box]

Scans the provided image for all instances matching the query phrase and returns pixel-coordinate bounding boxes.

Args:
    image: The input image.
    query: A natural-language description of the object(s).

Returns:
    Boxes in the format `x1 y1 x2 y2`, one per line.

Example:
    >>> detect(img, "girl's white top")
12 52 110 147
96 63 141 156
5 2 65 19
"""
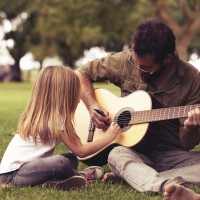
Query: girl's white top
0 133 61 174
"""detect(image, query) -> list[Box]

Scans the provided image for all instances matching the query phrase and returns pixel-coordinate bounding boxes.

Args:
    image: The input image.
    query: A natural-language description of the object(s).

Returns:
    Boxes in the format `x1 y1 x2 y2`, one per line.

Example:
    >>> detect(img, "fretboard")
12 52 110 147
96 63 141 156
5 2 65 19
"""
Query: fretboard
130 104 200 125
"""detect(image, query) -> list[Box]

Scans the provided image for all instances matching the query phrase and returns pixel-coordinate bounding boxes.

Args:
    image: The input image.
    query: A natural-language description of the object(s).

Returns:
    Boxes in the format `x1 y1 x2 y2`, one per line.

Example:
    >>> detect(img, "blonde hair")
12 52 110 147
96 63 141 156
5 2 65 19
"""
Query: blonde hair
17 66 80 144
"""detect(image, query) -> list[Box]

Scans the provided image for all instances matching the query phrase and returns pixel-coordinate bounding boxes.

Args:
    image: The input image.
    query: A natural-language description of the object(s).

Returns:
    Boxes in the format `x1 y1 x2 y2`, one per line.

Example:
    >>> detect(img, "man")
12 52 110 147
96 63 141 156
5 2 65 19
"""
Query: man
76 17 200 198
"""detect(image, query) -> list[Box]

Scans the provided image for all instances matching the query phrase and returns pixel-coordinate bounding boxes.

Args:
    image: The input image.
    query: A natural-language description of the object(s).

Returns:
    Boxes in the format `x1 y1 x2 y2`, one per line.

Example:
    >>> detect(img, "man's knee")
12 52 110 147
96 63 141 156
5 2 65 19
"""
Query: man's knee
108 146 129 162
108 146 142 164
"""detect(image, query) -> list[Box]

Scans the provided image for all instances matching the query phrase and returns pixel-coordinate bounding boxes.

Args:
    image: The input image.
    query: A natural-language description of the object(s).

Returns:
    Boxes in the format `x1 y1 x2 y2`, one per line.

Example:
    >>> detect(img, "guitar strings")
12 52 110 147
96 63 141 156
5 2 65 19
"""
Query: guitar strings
104 104 200 125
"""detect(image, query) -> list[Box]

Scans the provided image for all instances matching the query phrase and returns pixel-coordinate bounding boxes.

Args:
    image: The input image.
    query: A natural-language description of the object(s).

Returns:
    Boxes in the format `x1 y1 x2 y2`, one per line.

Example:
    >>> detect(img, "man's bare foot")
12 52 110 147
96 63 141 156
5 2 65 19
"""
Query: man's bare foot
164 184 200 200
102 172 121 183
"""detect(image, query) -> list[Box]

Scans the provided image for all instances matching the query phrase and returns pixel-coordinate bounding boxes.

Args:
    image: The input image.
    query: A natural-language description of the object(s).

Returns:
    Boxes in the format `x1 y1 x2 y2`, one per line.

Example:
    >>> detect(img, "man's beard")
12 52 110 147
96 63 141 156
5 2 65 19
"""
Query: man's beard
140 64 166 83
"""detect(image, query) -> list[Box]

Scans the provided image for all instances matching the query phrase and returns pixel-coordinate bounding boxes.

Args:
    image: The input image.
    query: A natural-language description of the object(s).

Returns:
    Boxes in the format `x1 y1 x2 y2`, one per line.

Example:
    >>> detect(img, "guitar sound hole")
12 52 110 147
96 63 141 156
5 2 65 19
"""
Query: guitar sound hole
117 110 131 129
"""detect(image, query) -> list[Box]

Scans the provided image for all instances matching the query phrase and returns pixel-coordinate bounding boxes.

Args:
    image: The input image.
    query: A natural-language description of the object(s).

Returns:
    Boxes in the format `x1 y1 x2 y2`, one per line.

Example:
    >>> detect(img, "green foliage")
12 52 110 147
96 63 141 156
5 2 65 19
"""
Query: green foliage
166 0 200 25
0 0 151 68
26 0 147 65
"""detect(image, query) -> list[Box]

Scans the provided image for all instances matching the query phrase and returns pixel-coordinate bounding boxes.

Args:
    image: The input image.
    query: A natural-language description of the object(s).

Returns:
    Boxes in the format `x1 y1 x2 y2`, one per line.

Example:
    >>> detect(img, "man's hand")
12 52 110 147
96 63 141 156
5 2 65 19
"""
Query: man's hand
180 108 200 150
89 103 110 129
184 108 200 130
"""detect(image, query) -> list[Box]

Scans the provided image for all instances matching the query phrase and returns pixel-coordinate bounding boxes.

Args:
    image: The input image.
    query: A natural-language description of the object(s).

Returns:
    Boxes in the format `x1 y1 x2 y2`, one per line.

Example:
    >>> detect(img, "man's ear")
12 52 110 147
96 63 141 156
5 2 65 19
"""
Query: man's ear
163 54 173 64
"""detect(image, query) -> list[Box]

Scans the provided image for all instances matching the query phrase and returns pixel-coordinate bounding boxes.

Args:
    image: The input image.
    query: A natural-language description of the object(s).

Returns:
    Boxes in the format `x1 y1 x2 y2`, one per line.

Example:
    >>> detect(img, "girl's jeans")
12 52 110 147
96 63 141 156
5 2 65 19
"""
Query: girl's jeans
108 144 200 193
0 153 79 187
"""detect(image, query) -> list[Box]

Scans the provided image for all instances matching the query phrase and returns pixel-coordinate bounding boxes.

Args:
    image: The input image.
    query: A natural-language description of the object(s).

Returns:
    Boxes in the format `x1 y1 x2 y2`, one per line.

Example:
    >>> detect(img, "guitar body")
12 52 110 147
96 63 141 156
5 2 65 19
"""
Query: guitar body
74 88 160 166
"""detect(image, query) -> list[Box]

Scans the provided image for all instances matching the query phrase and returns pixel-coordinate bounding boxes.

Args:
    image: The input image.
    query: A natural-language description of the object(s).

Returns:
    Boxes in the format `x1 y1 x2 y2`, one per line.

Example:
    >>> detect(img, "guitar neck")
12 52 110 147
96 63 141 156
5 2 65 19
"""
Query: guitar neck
130 104 200 125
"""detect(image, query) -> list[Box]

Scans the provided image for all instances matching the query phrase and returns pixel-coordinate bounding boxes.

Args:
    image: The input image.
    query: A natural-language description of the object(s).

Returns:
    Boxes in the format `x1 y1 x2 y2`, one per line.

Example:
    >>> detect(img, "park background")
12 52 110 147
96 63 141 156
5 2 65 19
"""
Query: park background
0 0 200 199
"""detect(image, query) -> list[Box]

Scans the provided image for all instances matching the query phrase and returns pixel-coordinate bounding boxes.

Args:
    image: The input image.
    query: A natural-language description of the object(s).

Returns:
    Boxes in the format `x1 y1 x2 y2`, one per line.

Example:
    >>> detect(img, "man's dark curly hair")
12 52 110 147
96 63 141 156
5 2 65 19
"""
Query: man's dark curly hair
132 17 176 63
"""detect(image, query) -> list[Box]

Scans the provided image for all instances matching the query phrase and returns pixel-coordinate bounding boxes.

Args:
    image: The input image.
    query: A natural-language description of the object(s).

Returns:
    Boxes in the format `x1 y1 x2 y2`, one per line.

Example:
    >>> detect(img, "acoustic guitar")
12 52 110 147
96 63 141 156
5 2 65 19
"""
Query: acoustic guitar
74 88 199 166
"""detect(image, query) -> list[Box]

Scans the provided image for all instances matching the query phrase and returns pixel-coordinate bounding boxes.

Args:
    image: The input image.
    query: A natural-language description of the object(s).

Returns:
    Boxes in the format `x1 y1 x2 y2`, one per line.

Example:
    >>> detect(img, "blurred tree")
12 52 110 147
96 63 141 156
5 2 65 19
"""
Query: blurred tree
0 1 31 81
149 0 200 60
1 0 146 80
26 0 147 66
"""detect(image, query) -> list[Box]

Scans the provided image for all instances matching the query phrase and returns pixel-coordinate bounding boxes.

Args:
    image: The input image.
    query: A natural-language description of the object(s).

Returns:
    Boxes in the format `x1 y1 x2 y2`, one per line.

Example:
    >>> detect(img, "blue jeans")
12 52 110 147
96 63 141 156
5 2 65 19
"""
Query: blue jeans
108 144 200 193
0 153 79 187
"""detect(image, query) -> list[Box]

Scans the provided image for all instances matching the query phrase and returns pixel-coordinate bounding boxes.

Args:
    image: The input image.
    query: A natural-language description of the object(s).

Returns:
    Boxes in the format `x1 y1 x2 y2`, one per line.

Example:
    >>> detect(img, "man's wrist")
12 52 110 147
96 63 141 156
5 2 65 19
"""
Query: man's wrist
183 126 200 136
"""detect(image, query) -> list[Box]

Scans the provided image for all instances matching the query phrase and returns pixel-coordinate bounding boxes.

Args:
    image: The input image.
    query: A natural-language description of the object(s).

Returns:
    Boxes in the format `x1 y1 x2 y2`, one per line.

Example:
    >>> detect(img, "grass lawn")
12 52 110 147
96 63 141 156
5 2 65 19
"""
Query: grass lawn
0 81 200 200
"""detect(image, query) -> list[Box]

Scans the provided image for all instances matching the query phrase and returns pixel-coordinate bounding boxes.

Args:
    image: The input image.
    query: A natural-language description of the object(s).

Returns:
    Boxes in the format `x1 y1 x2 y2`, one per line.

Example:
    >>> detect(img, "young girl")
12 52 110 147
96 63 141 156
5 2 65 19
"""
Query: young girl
0 66 121 190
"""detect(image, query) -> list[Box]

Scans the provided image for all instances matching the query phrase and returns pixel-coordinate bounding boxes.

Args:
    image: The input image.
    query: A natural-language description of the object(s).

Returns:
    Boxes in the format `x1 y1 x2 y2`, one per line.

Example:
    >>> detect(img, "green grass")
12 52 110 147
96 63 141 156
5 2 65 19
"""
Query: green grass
0 82 200 200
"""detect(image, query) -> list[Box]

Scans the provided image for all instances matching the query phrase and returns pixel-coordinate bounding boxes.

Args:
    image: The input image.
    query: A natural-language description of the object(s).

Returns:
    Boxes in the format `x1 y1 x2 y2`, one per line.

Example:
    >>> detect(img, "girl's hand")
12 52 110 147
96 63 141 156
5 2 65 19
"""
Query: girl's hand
105 122 121 142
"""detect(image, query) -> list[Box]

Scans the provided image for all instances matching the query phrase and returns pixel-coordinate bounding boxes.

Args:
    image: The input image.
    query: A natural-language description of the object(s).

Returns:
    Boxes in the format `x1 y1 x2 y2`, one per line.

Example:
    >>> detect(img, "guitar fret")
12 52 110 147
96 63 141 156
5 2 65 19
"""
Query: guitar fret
131 104 200 125
168 107 170 120
183 106 185 118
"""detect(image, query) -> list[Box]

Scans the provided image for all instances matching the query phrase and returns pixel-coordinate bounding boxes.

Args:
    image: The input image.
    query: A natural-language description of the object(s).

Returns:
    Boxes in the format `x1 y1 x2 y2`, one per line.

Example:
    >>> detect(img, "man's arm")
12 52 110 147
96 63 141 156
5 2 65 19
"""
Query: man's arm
180 108 200 150
75 70 110 129
75 70 96 109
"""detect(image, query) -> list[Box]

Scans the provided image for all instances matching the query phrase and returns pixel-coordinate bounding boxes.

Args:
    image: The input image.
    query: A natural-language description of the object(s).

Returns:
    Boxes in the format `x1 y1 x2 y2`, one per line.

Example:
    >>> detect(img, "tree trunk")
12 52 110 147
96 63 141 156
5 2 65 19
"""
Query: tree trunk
149 0 200 61
10 58 21 82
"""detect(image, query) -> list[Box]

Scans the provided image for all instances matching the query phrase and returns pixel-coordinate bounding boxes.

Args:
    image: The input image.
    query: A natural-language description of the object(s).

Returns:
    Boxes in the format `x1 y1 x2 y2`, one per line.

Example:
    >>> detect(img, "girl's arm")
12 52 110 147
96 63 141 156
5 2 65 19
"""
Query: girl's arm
60 122 121 158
